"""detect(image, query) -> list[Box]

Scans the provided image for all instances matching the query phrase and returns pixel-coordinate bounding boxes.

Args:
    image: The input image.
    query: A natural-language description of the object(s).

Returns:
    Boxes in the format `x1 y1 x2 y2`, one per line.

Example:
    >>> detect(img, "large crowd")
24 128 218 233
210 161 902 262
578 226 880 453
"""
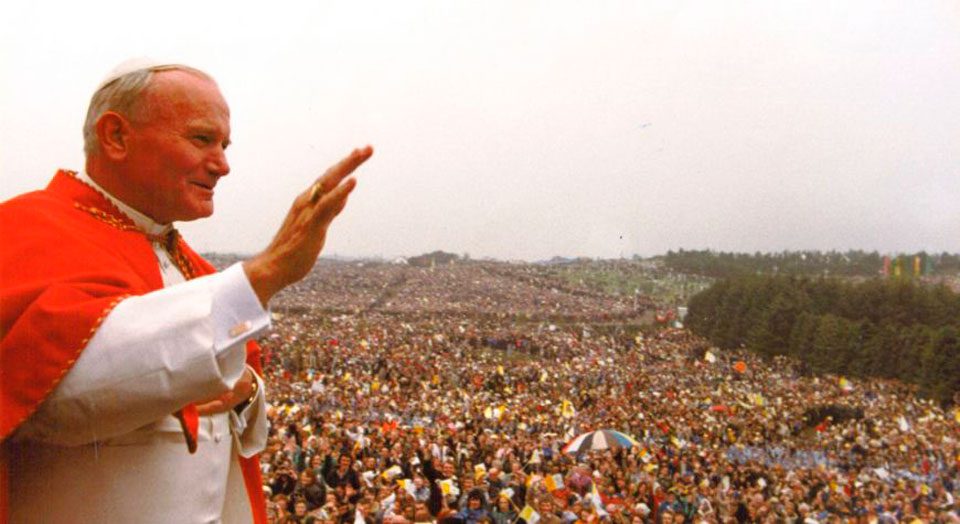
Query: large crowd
239 259 960 523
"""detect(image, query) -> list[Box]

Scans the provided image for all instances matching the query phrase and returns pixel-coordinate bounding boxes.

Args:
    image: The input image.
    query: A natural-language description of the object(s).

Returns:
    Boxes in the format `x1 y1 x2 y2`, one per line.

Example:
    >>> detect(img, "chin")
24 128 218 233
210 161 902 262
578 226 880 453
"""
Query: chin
176 206 215 222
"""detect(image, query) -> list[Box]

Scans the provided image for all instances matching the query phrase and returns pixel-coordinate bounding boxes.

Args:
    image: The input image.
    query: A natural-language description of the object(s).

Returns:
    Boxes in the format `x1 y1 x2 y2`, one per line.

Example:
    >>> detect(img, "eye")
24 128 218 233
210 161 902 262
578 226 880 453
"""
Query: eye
193 134 212 145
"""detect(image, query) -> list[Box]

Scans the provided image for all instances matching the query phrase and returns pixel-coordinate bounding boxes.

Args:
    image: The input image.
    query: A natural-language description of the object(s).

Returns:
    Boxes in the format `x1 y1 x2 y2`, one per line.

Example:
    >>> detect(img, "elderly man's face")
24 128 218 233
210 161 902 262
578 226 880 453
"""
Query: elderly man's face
124 70 231 223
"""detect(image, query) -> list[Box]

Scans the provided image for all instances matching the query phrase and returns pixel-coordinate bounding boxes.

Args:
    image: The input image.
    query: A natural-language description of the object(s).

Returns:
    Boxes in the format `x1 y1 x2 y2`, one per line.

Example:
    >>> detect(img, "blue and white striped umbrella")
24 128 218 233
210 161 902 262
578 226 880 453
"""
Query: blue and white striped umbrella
562 429 640 455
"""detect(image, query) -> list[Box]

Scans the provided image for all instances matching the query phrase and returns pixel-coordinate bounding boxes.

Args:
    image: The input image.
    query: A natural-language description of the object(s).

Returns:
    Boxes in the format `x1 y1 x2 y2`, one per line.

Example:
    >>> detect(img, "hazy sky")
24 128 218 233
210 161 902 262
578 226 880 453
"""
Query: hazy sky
2 1 958 261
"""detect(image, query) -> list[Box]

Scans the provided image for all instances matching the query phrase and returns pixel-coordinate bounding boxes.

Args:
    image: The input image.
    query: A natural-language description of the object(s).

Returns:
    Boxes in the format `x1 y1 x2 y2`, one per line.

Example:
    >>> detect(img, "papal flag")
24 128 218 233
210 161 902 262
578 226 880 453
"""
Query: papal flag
704 350 717 363
519 506 540 524
587 483 608 517
397 478 417 497
839 377 853 392
529 449 542 465
439 478 459 496
638 447 651 463
561 400 576 419
382 465 403 480
544 474 564 492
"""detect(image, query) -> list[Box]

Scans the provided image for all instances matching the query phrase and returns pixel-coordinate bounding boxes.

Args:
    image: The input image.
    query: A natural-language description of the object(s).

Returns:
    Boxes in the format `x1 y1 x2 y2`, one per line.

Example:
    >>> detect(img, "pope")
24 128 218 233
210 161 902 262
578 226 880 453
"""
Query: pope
0 59 373 523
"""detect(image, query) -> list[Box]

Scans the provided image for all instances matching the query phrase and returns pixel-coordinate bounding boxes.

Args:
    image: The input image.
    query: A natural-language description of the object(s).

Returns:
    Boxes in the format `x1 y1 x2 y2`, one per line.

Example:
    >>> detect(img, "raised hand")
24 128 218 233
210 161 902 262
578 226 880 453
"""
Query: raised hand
243 146 373 306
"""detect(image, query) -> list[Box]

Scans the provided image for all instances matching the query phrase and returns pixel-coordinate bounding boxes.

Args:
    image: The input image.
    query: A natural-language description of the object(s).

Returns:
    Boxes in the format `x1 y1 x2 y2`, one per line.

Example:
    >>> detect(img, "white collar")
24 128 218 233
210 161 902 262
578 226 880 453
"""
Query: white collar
77 172 171 238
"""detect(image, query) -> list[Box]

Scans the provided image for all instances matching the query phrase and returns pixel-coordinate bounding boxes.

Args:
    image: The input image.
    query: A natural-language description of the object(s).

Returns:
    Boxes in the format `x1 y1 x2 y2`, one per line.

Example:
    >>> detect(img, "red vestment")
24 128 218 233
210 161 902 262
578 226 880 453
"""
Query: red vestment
0 170 266 523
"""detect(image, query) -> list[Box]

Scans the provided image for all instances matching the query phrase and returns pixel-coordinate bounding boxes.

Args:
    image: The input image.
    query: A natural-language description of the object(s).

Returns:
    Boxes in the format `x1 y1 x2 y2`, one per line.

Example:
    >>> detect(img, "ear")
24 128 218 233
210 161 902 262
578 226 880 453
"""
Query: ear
95 111 133 160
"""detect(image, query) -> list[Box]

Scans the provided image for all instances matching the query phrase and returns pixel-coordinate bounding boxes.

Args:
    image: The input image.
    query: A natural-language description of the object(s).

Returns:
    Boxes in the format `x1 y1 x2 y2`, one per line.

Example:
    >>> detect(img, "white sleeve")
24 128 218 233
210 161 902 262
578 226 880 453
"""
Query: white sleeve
16 263 270 446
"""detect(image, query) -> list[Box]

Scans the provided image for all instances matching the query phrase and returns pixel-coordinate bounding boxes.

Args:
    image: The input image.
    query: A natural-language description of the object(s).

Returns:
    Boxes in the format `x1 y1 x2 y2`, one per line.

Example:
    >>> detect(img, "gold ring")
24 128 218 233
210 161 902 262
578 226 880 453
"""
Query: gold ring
309 182 325 203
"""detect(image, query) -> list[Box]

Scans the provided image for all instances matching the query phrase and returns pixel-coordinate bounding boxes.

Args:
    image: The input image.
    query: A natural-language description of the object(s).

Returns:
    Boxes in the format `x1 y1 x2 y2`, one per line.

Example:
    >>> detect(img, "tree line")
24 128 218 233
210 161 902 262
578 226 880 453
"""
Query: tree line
686 275 960 405
663 249 960 278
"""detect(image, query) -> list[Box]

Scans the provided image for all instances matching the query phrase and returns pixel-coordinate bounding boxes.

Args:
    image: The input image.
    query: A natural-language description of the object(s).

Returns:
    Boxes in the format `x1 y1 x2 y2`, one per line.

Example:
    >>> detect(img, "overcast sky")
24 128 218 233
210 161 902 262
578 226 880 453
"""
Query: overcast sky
1 1 958 261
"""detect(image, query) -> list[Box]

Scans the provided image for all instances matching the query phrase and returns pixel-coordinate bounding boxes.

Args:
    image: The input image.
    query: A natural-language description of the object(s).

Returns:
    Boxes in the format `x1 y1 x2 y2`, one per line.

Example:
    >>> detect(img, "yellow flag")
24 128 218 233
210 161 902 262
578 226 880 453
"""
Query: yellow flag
519 506 540 524
544 475 556 491
382 465 402 479
638 448 650 463
497 365 505 376
398 478 416 496
440 479 454 495
544 474 564 492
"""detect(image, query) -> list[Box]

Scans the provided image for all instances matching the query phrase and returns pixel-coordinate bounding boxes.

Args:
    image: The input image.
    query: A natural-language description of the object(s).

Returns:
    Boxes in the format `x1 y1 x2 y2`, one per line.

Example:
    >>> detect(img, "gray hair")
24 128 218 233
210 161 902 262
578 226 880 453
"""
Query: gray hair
82 64 211 157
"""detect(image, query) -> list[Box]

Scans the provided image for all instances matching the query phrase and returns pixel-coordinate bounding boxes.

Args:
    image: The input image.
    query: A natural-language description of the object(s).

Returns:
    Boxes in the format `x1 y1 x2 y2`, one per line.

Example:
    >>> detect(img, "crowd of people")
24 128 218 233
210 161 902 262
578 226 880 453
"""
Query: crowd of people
247 258 657 321
232 259 960 523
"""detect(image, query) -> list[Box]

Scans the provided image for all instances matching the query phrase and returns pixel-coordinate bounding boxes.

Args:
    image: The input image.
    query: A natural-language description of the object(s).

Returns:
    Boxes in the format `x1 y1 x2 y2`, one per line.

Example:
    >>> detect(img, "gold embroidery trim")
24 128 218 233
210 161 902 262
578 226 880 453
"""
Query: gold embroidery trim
4 295 130 439
74 203 139 232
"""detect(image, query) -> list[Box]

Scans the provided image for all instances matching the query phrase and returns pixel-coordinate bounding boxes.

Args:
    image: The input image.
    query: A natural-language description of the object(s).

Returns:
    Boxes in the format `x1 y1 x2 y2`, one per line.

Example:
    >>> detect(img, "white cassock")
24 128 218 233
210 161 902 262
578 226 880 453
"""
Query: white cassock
8 174 270 524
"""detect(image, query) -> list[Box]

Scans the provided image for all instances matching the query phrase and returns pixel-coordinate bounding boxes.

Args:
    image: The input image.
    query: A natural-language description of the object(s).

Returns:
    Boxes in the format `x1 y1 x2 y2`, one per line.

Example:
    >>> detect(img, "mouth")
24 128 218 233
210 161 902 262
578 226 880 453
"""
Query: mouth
191 181 215 190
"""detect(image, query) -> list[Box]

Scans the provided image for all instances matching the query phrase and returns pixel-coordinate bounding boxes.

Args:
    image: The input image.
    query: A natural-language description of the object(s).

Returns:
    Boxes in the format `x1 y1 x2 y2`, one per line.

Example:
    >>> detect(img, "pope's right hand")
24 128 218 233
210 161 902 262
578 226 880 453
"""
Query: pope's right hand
243 146 373 307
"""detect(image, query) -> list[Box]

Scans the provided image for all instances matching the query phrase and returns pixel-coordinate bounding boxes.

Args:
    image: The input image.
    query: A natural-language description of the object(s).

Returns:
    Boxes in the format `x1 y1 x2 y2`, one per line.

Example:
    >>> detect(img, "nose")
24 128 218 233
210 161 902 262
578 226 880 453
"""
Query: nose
208 146 230 177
